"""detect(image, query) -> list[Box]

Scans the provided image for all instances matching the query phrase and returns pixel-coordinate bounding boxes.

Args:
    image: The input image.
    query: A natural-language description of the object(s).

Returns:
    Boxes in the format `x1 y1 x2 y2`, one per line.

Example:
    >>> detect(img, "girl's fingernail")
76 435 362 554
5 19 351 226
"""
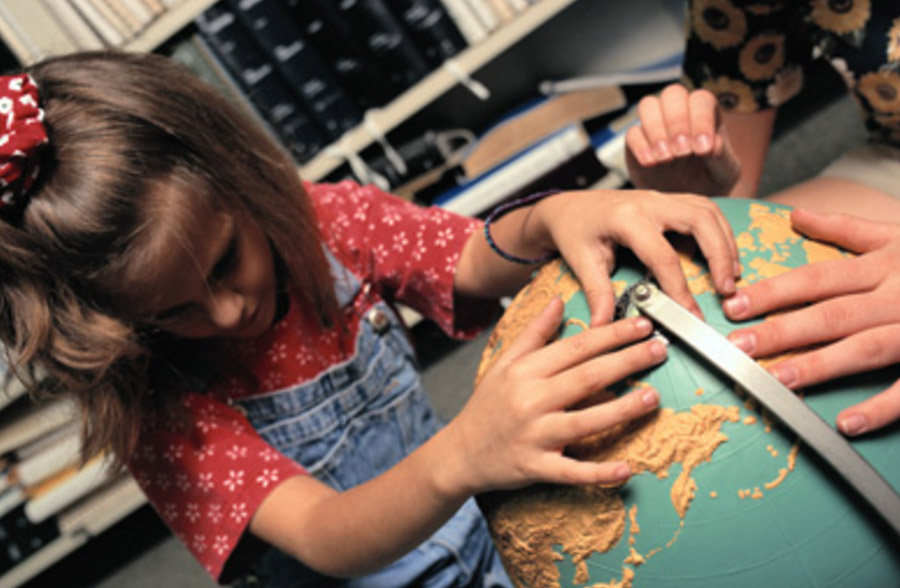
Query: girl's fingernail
721 278 735 294
728 331 755 354
694 133 712 153
771 364 798 388
734 260 743 277
723 293 749 317
640 148 656 165
642 389 659 406
615 464 631 480
839 414 868 436
635 317 652 333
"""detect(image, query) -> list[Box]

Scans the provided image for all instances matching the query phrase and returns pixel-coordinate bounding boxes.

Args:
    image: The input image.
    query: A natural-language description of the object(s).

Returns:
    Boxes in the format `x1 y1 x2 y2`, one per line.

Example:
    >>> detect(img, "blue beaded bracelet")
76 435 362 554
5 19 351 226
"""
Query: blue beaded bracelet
483 189 561 265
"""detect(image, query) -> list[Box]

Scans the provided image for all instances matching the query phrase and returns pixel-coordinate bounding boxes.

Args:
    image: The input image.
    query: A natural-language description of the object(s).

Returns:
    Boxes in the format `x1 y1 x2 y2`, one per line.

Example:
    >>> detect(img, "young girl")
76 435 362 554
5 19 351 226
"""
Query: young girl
0 51 740 586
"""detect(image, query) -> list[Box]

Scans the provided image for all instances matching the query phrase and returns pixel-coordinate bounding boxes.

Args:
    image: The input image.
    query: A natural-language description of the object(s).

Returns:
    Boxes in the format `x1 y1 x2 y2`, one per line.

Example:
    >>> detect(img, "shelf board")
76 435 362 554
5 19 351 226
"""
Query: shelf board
299 0 580 182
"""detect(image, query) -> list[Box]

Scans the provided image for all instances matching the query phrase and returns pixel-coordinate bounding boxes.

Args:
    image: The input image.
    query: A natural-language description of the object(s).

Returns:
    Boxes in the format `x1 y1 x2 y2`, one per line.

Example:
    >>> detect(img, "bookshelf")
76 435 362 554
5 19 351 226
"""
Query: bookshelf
298 0 580 181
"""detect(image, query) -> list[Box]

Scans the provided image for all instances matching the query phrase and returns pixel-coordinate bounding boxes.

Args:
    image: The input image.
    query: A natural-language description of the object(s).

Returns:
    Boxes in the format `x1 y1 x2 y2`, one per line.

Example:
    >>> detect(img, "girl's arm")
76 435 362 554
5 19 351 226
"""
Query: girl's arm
249 300 666 577
454 189 742 326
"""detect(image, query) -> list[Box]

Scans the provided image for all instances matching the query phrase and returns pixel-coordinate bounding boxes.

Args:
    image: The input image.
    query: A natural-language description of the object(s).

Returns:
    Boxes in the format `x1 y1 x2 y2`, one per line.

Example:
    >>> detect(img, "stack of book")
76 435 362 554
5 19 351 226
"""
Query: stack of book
0 0 190 58
188 0 496 165
0 362 143 587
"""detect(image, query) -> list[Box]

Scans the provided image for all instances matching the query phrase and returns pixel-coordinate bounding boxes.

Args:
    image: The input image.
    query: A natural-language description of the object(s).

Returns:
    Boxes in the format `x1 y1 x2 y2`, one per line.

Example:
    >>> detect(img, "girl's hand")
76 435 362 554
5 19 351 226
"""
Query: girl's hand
625 84 741 196
531 190 741 325
723 209 900 436
444 299 666 493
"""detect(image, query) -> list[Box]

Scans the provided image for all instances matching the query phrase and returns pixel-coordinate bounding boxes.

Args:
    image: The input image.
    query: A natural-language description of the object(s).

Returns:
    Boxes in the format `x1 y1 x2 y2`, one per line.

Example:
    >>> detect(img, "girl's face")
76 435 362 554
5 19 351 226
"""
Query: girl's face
123 197 279 340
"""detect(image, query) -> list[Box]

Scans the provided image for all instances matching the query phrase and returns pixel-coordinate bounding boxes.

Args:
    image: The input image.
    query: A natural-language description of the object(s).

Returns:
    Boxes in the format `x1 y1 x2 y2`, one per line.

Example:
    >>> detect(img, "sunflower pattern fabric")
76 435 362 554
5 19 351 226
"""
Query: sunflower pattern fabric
684 0 900 147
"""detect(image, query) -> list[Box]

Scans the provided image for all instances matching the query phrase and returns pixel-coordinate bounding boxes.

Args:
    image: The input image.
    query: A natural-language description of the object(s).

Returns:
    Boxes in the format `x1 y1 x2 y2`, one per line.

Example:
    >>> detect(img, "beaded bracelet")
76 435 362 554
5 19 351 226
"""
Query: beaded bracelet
483 189 561 265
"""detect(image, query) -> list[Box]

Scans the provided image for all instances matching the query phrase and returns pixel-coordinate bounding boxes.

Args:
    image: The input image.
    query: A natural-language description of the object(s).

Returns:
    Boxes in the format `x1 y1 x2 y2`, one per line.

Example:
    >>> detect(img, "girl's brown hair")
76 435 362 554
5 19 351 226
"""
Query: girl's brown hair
0 51 336 467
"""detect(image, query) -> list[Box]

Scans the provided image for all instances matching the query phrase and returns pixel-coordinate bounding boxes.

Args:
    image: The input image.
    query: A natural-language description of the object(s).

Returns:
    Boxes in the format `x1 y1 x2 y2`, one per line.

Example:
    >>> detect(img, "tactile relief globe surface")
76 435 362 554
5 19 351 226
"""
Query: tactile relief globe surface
474 198 900 588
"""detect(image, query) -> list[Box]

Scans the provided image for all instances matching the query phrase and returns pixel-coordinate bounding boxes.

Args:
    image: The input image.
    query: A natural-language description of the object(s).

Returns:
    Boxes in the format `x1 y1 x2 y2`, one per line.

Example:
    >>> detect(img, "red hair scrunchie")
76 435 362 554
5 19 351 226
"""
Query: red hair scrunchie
0 73 48 222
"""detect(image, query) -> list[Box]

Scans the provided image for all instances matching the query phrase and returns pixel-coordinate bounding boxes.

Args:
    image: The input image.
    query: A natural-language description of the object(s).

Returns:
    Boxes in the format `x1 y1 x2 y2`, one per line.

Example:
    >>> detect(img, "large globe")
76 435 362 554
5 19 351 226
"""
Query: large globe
475 198 900 588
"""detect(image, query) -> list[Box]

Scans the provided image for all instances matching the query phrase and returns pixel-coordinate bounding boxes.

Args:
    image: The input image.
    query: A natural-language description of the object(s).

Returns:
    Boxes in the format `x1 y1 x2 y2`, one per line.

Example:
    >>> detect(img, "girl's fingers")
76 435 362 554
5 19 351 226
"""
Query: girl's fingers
637 96 673 162
670 197 740 294
492 297 565 369
659 84 692 156
536 454 634 486
837 378 900 437
548 384 661 446
529 316 654 381
687 89 719 155
548 337 667 410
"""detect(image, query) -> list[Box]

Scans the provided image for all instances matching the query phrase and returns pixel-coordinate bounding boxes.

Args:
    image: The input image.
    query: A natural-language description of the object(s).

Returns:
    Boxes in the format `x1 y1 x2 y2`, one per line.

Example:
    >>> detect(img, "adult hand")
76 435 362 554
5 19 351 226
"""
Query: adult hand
625 84 741 196
445 299 666 492
723 208 900 436
533 190 741 325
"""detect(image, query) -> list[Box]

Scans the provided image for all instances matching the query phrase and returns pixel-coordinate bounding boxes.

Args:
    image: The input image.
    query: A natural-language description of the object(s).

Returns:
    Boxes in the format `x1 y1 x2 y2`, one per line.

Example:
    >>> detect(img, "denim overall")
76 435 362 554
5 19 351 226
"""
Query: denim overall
233 251 513 587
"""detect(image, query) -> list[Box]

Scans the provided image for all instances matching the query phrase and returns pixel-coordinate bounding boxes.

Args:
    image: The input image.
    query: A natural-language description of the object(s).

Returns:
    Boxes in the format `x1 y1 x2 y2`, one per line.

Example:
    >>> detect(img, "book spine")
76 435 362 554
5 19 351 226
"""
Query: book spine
88 0 137 39
460 0 500 33
195 4 329 163
384 0 469 67
331 0 432 92
227 0 362 139
40 0 106 51
102 0 147 34
70 0 126 46
438 0 488 45
283 0 398 110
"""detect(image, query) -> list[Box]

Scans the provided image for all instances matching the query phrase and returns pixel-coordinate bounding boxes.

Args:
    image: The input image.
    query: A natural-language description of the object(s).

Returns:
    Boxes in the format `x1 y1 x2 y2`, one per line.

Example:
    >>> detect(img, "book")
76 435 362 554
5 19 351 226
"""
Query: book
86 0 136 39
226 0 362 139
436 123 590 216
537 52 683 96
483 0 515 24
384 0 469 67
166 32 283 148
70 0 126 46
437 0 489 45
23 453 111 524
195 4 330 163
41 0 106 51
0 398 76 458
10 425 81 488
138 0 166 17
102 0 150 34
329 0 432 93
460 0 500 33
365 128 473 190
0 0 80 63
489 145 609 206
461 86 626 179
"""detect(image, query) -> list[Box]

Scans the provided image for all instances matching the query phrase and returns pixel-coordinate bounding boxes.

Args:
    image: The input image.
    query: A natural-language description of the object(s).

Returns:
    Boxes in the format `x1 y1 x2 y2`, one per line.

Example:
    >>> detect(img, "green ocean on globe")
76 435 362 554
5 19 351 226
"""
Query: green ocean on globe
475 198 900 588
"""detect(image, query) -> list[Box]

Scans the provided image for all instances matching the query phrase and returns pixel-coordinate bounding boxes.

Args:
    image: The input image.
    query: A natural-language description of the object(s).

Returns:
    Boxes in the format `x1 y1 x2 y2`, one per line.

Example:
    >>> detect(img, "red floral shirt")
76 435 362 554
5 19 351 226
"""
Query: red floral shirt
128 181 494 582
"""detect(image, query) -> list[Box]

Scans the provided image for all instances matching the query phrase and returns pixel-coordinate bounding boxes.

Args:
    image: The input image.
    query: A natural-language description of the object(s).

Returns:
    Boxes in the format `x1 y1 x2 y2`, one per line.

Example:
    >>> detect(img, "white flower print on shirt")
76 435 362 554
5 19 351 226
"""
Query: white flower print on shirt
186 503 201 523
208 504 224 524
213 535 229 556
256 468 280 488
230 502 249 524
225 445 248 461
223 470 245 492
163 502 179 521
434 228 454 248
392 231 409 252
258 447 280 463
192 534 207 554
163 442 184 464
197 472 215 493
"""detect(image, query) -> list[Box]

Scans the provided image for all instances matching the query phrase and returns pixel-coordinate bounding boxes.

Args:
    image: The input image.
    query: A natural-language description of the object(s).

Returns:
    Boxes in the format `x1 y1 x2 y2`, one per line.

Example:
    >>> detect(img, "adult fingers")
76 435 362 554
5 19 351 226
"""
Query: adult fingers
626 125 657 167
837 378 900 437
687 88 719 155
637 95 673 162
659 84 692 156
790 208 898 254
722 255 879 321
758 324 900 391
548 336 667 410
